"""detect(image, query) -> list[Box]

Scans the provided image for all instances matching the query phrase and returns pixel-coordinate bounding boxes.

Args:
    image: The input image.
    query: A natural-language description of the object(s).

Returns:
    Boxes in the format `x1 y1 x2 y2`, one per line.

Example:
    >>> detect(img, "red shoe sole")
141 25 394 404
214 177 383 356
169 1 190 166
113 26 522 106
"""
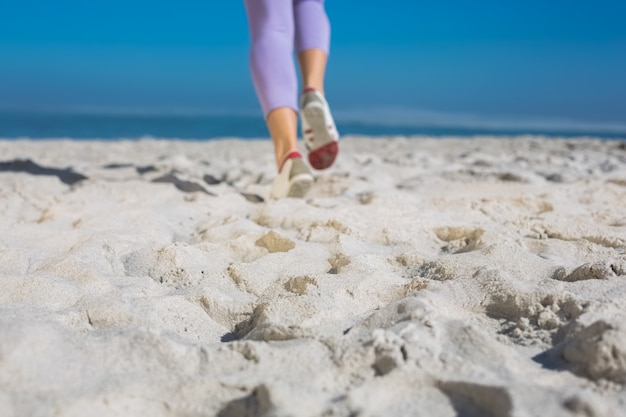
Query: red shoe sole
308 141 339 170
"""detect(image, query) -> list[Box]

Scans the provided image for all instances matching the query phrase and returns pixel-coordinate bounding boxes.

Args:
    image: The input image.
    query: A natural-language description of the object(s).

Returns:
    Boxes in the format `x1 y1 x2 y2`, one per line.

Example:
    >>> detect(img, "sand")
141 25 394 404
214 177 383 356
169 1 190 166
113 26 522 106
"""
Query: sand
0 135 625 417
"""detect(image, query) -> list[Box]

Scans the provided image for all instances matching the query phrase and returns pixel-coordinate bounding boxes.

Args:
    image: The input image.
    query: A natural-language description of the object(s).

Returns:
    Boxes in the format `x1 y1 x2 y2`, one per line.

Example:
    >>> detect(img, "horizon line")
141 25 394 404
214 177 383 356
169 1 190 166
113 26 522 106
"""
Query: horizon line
1 105 625 135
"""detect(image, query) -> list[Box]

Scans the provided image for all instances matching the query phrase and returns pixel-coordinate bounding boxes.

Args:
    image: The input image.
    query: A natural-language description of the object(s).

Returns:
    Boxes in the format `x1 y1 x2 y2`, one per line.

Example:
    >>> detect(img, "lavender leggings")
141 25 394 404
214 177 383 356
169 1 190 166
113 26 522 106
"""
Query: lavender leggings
244 0 330 117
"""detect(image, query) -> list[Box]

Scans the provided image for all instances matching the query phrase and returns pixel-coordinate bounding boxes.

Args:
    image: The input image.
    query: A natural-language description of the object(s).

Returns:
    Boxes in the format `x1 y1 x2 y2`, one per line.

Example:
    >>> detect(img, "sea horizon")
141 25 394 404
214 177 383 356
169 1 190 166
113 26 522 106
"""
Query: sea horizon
1 108 625 141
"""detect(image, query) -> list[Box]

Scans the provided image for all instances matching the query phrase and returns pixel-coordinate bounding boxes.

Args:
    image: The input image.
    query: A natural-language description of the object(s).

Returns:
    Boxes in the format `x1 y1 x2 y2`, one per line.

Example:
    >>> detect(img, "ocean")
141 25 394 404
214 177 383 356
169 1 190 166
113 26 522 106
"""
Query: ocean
0 111 624 140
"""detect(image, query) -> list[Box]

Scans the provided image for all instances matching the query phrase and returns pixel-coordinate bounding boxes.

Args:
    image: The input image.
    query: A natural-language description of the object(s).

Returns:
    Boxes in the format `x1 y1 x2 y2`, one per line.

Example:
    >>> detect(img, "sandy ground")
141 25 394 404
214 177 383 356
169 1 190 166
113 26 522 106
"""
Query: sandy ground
0 136 625 417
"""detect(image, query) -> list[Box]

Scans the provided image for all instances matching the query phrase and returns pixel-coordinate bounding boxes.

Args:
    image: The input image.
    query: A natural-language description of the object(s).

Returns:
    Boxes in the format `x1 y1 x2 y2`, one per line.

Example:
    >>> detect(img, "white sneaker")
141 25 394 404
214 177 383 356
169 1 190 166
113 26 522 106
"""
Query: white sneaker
300 88 339 170
271 151 314 199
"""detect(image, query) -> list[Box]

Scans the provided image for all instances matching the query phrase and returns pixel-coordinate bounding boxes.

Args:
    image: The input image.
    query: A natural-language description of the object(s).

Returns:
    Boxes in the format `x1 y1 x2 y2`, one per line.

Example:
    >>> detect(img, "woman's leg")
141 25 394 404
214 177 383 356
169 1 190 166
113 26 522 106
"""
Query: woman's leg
294 0 338 170
244 0 299 168
294 0 330 92
298 49 328 94
266 108 298 168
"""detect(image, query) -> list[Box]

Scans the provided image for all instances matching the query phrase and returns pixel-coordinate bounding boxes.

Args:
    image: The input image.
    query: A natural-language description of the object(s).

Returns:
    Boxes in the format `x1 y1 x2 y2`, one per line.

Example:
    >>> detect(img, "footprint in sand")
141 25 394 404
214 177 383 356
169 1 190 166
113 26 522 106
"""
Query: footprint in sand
327 253 350 274
124 243 231 290
485 293 586 346
284 276 318 295
552 261 625 282
252 211 350 242
437 381 513 417
255 230 295 253
216 384 274 417
416 260 457 282
433 226 484 254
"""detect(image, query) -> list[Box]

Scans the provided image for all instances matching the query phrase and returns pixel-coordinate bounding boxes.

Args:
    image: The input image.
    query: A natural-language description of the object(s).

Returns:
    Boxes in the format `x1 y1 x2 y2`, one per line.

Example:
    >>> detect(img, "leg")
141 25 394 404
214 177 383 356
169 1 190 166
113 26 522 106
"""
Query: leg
294 0 330 92
294 0 339 170
298 49 328 94
244 0 299 168
266 106 314 199
266 108 298 168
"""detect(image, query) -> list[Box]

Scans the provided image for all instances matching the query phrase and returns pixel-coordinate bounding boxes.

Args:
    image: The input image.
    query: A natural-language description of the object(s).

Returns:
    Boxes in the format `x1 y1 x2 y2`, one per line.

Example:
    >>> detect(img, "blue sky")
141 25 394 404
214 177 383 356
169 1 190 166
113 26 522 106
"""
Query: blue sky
1 0 625 127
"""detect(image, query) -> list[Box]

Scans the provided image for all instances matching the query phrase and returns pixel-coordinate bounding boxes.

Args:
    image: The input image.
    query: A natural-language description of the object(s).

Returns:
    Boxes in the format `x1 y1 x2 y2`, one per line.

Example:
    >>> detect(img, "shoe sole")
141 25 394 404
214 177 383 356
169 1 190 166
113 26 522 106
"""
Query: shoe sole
303 106 339 170
309 141 339 171
287 174 314 198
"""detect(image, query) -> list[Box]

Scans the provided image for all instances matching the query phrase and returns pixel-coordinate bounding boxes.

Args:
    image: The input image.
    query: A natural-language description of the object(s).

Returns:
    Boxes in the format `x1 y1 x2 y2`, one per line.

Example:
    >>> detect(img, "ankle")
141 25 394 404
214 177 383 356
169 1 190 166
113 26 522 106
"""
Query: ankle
277 150 302 172
303 86 324 96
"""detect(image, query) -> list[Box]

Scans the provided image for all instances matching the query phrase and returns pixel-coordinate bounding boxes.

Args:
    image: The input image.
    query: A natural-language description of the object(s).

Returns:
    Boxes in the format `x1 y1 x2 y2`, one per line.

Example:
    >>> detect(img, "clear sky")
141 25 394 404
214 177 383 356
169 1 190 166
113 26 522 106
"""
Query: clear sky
1 0 625 127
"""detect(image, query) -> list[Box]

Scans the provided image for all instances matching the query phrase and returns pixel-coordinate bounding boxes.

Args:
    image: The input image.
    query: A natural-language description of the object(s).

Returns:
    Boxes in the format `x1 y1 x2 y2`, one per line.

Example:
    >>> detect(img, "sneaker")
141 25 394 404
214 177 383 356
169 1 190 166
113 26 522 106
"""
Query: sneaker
300 88 339 170
271 150 314 199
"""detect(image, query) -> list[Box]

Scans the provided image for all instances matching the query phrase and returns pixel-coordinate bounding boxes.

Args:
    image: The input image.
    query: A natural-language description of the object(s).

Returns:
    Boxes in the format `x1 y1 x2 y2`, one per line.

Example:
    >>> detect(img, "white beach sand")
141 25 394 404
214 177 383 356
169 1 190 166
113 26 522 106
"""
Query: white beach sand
0 135 625 416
